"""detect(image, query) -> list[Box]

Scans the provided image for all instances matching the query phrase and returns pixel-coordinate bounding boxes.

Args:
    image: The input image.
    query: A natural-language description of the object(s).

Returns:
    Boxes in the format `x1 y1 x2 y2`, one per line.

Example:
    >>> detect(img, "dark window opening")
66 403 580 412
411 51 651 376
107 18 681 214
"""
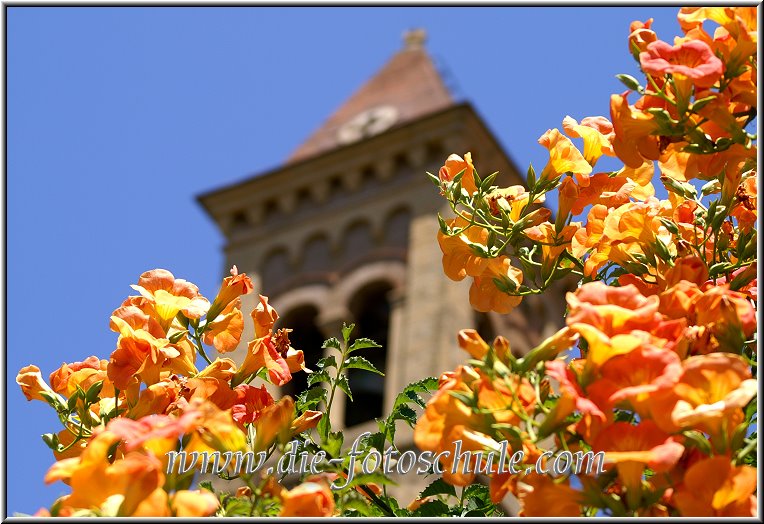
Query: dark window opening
475 312 496 345
344 281 391 427
278 305 325 400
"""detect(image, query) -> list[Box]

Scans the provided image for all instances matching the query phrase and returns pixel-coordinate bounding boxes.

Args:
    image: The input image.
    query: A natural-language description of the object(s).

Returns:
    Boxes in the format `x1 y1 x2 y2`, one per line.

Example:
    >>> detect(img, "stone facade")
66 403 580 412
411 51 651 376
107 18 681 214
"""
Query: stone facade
198 33 569 514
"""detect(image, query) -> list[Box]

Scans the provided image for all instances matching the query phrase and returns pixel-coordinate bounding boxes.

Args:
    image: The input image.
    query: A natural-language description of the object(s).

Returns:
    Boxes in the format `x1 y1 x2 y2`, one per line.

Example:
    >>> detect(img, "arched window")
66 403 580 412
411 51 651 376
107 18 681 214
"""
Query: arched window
277 305 325 400
261 247 290 294
342 220 374 261
301 233 332 273
344 281 391 426
383 207 411 249
474 312 496 345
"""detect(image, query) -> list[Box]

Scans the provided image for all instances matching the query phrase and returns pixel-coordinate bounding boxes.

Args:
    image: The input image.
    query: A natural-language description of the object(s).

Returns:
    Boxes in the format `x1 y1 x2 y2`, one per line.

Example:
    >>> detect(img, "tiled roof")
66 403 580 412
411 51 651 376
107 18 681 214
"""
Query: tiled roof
287 29 454 163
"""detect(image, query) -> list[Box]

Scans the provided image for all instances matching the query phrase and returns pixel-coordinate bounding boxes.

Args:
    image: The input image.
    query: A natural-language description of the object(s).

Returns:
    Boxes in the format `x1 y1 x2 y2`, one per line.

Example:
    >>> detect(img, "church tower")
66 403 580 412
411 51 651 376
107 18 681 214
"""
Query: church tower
198 30 567 505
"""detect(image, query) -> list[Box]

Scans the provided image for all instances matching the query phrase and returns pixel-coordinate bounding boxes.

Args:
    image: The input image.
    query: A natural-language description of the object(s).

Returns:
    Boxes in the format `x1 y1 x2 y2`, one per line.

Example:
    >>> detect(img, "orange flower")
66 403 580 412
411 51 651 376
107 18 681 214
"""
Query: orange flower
640 40 724 89
45 430 165 516
231 383 275 426
437 215 491 281
279 481 335 517
673 456 757 516
566 282 662 335
206 265 254 322
593 421 684 508
236 298 305 386
16 365 56 402
457 329 489 359
203 297 245 353
610 92 661 168
540 359 607 441
538 128 592 186
628 18 657 55
129 269 210 332
182 399 248 454
586 345 682 418
650 353 756 440
514 473 583 517
524 222 579 277
562 115 615 167
127 379 180 418
169 490 219 517
107 316 193 390
252 396 296 452
438 152 478 195
468 256 523 314
484 185 546 223
49 356 115 403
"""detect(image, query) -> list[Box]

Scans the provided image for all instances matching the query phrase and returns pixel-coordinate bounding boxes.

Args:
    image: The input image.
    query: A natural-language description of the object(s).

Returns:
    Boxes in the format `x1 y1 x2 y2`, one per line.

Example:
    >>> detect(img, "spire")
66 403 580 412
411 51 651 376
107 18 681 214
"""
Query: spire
287 28 454 163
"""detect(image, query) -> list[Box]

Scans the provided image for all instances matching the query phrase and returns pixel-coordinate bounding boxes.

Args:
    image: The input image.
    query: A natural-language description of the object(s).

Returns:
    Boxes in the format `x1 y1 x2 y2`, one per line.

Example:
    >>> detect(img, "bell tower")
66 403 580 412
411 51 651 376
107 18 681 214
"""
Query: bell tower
198 29 566 506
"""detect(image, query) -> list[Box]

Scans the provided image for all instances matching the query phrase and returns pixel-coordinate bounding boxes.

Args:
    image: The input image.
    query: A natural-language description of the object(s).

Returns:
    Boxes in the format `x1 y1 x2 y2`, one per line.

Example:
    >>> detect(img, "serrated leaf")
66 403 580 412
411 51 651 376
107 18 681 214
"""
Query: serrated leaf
345 356 384 375
341 471 397 490
296 387 327 411
317 410 330 442
322 337 341 350
393 404 418 426
419 477 456 499
412 499 450 517
322 430 344 458
316 355 337 370
198 480 214 493
341 323 355 344
349 338 382 352
307 370 331 387
337 373 353 401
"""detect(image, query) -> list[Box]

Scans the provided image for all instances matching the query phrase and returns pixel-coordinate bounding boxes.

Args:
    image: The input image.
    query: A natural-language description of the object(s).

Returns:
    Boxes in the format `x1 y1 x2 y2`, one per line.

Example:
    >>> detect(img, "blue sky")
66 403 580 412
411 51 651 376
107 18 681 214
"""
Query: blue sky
7 6 681 515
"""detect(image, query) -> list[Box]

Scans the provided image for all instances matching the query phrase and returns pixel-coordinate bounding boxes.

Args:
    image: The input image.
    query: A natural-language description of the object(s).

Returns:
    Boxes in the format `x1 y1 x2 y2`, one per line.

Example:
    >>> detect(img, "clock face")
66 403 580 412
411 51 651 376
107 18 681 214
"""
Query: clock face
336 105 399 145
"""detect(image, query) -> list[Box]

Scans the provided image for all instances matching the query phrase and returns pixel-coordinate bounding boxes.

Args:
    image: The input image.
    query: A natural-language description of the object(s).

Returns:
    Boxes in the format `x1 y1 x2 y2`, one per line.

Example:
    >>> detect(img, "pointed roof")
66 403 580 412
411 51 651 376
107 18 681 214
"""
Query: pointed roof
287 29 454 163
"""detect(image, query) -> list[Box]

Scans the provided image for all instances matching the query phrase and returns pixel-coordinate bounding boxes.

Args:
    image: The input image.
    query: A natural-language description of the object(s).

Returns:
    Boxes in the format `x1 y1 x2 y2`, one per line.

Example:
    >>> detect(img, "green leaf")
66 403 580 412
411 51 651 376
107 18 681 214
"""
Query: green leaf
322 337 341 350
341 471 397 490
412 500 450 517
323 431 344 458
341 323 355 344
316 355 337 370
317 409 330 442
345 356 384 375
307 370 331 387
393 404 418 426
419 477 456 499
337 373 353 401
296 387 327 411
349 338 382 352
